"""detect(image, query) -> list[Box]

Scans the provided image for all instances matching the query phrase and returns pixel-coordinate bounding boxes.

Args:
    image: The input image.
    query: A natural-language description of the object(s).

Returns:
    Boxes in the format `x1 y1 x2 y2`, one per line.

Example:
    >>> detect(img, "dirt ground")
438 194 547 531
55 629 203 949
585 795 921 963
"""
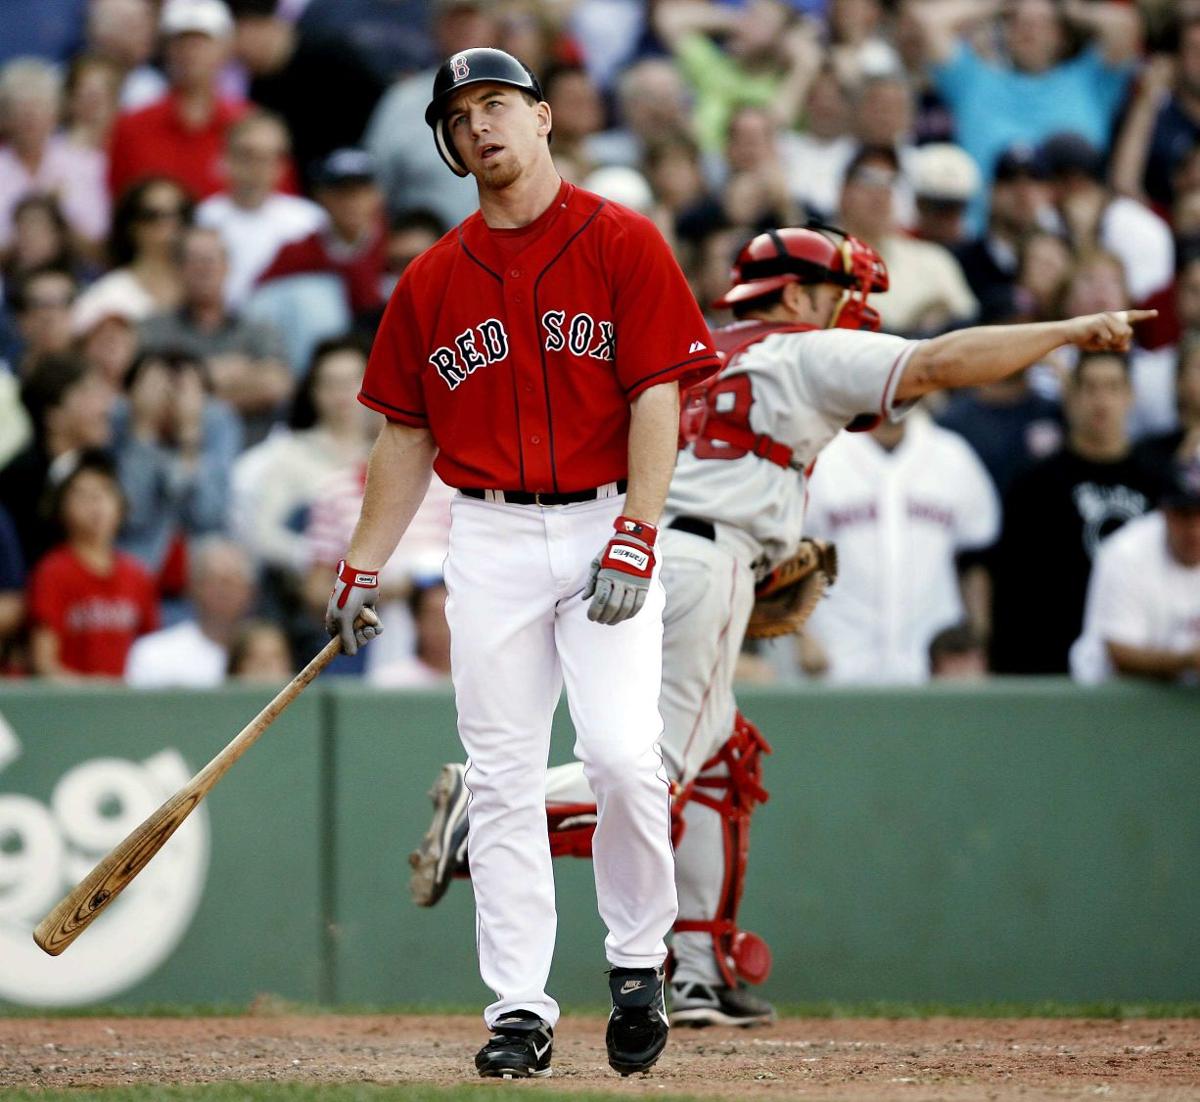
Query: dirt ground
2 1015 1198 1100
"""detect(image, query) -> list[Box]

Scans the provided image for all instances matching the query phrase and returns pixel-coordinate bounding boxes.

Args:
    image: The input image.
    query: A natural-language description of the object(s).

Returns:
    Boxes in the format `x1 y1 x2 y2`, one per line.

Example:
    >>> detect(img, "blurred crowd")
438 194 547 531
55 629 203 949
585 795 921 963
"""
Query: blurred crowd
0 0 1196 689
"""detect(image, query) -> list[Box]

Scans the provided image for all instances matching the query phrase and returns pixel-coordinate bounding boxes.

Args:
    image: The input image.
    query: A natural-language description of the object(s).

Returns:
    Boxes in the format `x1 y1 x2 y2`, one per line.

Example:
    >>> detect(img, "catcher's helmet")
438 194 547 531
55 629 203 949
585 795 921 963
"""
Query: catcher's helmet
425 47 545 178
712 225 888 331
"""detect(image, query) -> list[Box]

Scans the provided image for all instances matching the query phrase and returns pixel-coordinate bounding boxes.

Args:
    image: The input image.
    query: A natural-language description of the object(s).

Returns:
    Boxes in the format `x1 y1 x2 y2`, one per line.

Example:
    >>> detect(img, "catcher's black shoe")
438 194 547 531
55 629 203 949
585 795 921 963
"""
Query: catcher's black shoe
409 763 469 906
606 966 669 1075
475 1010 553 1079
668 981 777 1028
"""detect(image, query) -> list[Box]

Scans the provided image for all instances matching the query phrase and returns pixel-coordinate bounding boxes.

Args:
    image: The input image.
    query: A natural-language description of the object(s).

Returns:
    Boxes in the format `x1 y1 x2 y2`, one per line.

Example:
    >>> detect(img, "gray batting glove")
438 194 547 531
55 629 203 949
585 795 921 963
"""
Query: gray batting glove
326 559 384 655
583 516 658 626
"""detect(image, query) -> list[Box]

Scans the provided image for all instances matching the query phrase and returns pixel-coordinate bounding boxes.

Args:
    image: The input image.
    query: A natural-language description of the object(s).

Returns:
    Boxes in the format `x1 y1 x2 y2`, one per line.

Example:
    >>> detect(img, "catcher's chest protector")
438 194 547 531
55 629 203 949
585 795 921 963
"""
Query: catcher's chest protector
679 322 821 472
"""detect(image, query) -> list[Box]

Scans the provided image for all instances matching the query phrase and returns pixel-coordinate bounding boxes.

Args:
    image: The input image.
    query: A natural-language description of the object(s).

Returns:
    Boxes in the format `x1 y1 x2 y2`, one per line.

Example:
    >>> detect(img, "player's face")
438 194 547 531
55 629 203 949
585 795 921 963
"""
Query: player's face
446 84 550 188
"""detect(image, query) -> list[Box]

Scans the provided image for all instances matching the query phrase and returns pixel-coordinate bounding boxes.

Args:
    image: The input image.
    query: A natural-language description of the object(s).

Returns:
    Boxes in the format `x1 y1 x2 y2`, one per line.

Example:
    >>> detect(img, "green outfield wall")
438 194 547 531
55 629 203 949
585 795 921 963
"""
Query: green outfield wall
1 681 1196 1009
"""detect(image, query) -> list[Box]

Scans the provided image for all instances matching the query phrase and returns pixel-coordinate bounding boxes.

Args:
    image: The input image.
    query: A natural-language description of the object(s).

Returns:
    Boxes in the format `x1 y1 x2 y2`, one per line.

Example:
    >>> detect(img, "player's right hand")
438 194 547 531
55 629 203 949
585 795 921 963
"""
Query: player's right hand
326 559 384 655
584 516 657 626
1066 309 1157 353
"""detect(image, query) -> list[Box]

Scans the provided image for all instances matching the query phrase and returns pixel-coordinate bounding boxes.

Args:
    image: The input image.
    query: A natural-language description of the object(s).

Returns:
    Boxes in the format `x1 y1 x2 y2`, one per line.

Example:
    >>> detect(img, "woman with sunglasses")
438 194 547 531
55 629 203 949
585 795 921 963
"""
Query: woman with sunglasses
72 176 193 329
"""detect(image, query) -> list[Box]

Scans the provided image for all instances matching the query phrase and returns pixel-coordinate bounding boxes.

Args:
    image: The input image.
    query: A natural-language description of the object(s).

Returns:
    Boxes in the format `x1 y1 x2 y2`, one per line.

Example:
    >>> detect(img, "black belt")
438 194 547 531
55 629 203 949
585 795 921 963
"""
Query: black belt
460 480 627 506
668 516 716 541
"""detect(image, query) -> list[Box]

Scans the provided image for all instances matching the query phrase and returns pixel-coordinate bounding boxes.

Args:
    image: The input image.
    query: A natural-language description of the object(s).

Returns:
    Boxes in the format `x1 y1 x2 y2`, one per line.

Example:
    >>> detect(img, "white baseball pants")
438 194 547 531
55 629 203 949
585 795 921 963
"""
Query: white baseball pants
443 493 677 1030
545 529 757 985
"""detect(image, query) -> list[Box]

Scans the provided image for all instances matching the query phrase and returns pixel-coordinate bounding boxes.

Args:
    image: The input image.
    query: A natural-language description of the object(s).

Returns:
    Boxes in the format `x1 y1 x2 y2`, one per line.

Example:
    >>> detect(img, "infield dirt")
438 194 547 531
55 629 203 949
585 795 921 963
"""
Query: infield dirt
2 1015 1198 1100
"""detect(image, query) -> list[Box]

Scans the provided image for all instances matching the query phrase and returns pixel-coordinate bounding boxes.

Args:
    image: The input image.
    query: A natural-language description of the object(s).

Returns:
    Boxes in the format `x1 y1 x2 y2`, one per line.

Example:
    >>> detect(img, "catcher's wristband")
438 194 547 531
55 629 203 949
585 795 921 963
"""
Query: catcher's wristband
600 516 658 579
335 559 379 608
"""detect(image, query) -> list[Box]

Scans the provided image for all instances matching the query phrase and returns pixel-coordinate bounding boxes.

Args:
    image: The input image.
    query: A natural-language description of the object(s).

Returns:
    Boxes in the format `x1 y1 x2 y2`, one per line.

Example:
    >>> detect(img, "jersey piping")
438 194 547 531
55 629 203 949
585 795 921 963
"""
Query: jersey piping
533 201 606 492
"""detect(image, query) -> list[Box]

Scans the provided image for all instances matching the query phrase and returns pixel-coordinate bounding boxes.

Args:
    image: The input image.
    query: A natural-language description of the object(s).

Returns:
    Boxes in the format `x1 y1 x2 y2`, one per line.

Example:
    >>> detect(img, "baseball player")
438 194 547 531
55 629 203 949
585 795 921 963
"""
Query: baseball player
409 224 1156 1026
324 48 720 1080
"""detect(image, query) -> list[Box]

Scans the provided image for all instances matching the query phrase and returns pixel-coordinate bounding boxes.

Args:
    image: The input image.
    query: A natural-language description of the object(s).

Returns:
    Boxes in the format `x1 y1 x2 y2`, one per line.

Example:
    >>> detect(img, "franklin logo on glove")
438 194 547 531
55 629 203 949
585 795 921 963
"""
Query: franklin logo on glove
584 516 657 625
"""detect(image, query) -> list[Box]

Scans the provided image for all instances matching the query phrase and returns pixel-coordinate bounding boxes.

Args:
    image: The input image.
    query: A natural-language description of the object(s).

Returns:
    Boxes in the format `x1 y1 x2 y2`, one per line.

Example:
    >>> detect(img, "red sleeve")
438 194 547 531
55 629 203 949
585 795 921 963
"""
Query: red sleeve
27 555 65 632
138 568 160 635
257 235 323 286
358 275 429 427
107 115 135 204
608 213 721 399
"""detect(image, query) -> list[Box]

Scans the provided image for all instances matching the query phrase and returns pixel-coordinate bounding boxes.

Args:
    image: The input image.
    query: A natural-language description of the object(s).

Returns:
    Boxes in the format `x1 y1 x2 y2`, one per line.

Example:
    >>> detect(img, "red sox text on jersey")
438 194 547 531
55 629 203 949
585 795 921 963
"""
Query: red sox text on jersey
360 181 719 493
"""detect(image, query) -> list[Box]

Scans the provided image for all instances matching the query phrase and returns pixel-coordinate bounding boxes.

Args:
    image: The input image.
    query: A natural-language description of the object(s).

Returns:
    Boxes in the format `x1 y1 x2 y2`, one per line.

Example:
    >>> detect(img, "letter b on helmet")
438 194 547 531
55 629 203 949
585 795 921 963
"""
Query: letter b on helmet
424 47 545 178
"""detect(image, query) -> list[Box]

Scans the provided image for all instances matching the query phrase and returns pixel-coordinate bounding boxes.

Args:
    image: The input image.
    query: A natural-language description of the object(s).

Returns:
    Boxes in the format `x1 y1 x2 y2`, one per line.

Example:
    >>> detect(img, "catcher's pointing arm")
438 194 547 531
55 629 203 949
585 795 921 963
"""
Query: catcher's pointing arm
895 309 1158 401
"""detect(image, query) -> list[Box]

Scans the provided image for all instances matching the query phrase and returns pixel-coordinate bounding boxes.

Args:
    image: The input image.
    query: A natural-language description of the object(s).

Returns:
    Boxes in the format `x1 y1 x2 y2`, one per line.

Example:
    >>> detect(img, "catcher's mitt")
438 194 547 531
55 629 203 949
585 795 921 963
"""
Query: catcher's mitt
745 539 837 639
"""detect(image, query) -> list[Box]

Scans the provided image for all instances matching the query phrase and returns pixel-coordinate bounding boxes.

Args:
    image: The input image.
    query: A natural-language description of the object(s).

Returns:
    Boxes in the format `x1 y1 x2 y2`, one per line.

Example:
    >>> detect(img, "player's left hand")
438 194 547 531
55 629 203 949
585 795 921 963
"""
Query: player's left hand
584 516 657 625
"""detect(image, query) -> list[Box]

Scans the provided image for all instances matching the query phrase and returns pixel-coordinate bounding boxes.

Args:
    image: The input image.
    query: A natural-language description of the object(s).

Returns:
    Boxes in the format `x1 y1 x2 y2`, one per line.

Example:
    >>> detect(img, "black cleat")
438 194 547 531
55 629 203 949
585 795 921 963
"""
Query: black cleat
606 966 669 1075
668 981 777 1028
409 763 469 906
475 1011 553 1079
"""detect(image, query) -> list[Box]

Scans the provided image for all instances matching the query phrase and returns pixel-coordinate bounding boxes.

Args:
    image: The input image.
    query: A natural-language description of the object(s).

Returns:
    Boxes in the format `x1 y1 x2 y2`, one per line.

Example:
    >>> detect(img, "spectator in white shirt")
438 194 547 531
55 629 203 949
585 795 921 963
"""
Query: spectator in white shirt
125 536 257 687
801 412 1000 684
1070 455 1200 685
196 110 326 307
0 58 110 252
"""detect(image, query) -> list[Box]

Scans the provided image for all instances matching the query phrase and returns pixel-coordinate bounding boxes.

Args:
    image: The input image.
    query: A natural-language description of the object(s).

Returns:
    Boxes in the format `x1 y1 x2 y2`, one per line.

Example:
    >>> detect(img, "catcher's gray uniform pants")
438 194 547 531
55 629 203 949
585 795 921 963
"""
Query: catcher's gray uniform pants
545 528 756 985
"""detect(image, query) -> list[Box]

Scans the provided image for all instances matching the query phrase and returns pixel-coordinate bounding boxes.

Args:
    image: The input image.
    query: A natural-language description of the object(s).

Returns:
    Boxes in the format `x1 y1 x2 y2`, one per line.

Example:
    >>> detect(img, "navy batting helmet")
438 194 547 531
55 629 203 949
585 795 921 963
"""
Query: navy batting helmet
425 48 545 178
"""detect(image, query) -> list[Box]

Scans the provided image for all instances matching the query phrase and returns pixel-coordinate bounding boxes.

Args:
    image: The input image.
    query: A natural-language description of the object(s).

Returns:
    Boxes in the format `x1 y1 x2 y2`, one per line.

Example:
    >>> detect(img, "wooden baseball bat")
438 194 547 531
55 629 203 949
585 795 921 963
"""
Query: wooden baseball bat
33 636 342 956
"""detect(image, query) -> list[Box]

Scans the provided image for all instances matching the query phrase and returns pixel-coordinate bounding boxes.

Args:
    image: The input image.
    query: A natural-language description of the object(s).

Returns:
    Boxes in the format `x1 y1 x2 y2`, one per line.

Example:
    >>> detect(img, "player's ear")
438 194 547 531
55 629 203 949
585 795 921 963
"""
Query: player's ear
536 101 552 138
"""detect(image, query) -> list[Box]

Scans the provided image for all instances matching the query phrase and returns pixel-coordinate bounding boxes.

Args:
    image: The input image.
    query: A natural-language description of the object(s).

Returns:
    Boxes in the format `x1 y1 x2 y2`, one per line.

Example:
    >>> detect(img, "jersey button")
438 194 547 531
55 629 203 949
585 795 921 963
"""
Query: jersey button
523 383 533 393
510 269 522 279
530 435 541 445
514 293 524 304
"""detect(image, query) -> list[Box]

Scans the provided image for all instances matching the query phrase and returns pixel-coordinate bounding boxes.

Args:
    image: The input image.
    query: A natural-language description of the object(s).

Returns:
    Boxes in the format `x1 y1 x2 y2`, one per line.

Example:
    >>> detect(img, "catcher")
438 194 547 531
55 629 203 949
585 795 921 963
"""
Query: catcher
409 224 1155 1027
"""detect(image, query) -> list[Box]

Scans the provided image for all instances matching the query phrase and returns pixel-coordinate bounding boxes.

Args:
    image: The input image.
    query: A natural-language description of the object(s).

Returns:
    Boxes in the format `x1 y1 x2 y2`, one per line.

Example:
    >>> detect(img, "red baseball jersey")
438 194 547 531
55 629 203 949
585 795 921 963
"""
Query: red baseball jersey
359 181 720 493
29 546 160 676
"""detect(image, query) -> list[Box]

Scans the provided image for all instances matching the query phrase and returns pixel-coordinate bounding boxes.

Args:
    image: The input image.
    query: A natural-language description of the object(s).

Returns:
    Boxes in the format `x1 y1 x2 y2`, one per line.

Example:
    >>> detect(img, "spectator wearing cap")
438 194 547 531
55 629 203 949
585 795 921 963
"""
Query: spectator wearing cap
0 355 114 567
909 0 1140 233
196 110 326 306
229 0 387 183
73 283 144 391
108 0 249 202
953 144 1055 322
257 148 387 318
141 225 291 442
838 144 978 336
654 0 823 154
910 142 980 247
1040 131 1174 305
1070 454 1200 685
363 0 499 229
0 58 111 253
1111 20 1200 212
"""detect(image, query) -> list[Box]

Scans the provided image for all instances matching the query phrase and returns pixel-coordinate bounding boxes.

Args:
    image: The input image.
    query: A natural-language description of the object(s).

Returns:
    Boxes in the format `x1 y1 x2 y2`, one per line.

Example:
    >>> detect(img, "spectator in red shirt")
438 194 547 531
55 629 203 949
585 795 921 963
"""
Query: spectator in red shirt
257 148 386 318
28 450 159 679
108 0 247 202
